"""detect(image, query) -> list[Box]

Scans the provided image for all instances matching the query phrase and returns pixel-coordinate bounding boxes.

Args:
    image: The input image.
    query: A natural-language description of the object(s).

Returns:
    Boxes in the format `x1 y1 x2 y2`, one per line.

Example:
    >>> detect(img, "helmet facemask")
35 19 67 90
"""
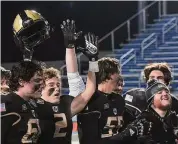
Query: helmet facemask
18 20 50 50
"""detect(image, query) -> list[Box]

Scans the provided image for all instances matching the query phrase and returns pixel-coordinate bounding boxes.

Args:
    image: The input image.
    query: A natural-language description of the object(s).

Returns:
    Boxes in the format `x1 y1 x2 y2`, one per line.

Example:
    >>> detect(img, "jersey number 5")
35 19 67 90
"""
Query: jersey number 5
21 119 41 143
101 116 123 138
54 113 68 138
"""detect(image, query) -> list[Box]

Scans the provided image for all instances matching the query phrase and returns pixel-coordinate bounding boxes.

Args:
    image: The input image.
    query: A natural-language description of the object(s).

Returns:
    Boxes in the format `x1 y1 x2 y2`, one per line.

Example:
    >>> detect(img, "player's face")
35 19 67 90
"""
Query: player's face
107 73 122 94
153 89 172 110
23 71 44 97
43 77 61 103
0 78 10 95
148 70 165 84
115 81 124 95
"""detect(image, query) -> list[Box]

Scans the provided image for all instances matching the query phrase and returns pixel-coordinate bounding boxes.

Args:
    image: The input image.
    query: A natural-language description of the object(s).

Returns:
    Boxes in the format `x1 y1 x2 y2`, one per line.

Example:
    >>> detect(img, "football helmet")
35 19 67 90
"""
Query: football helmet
123 88 147 117
13 10 52 51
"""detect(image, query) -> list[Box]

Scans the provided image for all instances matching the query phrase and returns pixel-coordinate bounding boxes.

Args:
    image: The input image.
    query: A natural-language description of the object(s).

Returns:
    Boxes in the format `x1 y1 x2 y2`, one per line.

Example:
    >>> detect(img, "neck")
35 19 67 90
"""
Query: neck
41 95 49 102
98 83 112 94
41 95 60 104
151 104 167 117
14 91 29 101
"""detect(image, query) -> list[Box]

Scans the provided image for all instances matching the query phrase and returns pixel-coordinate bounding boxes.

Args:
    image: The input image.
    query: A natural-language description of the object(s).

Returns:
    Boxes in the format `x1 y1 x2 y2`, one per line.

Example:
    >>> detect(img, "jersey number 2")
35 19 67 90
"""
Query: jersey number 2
54 113 68 138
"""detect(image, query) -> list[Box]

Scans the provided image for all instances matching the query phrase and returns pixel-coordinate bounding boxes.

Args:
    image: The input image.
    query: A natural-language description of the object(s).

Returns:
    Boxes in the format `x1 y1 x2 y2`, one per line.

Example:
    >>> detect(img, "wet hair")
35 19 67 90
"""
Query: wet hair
143 62 172 86
97 57 120 84
9 60 43 91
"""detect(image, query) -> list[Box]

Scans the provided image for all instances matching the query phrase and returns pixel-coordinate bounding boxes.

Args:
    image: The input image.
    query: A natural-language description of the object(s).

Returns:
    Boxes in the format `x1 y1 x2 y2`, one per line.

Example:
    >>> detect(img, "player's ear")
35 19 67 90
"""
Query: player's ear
18 79 25 87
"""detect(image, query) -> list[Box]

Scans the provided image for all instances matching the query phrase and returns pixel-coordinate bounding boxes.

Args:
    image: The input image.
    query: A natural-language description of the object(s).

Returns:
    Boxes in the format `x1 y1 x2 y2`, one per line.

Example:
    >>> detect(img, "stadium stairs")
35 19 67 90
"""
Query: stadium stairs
113 14 178 94
61 14 178 95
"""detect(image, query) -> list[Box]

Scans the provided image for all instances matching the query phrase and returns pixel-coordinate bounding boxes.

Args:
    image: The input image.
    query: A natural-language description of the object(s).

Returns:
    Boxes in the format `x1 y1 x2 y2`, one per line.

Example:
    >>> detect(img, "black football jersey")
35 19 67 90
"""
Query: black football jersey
35 98 55 144
52 95 74 144
35 95 74 144
77 90 127 144
1 93 41 144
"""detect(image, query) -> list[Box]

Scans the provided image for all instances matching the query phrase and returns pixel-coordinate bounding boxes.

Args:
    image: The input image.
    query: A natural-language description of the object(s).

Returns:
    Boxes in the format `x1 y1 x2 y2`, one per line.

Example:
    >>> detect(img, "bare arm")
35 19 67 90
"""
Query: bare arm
70 33 99 117
71 70 96 116
61 19 85 97
61 20 99 116
66 48 85 97
66 48 78 72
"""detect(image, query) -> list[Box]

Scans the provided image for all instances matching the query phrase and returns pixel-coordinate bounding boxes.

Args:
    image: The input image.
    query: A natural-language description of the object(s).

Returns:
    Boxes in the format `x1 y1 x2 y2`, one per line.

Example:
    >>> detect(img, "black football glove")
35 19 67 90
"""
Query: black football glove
110 118 152 141
130 118 152 137
77 32 99 61
61 19 82 48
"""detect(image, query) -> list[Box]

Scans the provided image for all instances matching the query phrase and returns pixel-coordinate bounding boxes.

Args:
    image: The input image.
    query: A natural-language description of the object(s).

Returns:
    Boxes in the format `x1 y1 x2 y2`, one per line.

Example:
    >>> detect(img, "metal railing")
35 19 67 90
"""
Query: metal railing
141 33 157 58
120 48 136 74
162 17 177 43
98 1 160 51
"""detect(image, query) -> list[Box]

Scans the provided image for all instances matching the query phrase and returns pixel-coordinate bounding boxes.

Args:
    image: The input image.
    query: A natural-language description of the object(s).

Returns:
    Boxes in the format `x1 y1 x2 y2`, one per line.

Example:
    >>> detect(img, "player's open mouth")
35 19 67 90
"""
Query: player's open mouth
161 96 169 101
55 93 60 96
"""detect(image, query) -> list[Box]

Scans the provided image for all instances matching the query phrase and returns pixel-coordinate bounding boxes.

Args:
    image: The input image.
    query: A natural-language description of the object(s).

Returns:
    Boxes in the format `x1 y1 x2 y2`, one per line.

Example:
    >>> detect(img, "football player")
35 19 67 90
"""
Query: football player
34 19 98 144
1 60 44 143
64 28 149 144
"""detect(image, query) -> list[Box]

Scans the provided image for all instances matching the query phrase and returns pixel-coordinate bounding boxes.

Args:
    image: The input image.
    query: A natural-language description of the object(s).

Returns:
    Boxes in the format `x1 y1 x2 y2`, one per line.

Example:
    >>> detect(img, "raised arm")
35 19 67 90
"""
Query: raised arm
70 33 99 116
61 19 85 97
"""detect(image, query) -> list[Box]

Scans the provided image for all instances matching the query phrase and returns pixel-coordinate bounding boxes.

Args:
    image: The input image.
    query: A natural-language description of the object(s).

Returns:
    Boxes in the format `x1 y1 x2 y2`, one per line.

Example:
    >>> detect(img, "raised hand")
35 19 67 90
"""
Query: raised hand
61 19 82 48
77 32 99 61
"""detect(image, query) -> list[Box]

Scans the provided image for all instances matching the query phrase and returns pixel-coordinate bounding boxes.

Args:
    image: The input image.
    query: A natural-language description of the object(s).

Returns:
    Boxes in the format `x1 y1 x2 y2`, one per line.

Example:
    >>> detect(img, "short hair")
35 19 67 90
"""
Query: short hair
97 57 120 84
143 62 172 86
9 60 43 91
43 67 61 81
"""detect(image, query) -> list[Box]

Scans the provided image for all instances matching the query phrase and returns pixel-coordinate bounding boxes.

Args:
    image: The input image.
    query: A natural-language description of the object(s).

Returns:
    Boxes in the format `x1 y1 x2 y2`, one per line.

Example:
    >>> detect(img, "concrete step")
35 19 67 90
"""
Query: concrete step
129 69 142 72
154 17 175 22
172 36 178 40
151 52 178 55
137 62 178 66
161 14 178 17
122 73 140 77
158 46 178 49
165 41 178 45
147 23 165 27
145 54 178 58
144 57 178 61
